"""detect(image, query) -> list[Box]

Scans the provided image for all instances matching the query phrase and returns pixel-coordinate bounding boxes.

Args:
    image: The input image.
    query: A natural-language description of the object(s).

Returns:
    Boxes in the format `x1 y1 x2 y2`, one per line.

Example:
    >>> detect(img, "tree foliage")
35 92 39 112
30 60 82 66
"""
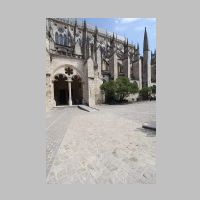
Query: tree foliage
139 86 151 100
139 85 156 100
101 77 139 103
150 85 156 94
100 80 116 103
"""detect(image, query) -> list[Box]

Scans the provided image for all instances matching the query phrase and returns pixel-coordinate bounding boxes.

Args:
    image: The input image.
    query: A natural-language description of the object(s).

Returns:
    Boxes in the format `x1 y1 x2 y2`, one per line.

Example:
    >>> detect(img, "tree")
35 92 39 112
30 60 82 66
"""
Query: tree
101 77 139 103
115 77 138 102
100 80 116 103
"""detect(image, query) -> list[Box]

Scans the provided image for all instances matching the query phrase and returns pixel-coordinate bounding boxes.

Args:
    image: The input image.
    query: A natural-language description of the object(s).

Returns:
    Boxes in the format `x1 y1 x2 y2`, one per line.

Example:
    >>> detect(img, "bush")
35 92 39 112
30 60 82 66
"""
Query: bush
100 80 116 103
139 86 151 100
150 85 156 95
101 77 139 104
115 77 138 102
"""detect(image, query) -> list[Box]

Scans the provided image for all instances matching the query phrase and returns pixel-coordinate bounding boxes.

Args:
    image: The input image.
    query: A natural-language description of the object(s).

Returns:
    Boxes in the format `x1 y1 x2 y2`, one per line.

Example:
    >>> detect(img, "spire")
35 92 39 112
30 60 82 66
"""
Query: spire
112 32 115 45
83 19 87 29
82 19 87 59
124 37 126 45
95 26 98 36
143 27 149 51
75 18 77 26
74 18 77 39
127 38 128 45
137 43 139 50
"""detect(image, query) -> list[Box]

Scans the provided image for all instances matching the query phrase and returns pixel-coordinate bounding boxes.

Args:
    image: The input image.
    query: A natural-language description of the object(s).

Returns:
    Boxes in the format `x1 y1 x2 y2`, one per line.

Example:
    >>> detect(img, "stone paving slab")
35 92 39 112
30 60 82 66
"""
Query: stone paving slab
46 106 83 176
46 102 156 184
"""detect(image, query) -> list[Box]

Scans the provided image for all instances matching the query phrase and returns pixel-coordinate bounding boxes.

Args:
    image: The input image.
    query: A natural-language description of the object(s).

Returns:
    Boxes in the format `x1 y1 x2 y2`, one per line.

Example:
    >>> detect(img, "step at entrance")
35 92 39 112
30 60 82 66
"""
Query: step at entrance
78 105 98 112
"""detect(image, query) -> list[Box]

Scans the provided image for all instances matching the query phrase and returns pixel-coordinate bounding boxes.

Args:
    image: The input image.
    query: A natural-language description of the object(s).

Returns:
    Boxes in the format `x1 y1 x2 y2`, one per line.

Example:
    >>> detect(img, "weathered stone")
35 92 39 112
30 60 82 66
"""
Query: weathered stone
46 18 156 111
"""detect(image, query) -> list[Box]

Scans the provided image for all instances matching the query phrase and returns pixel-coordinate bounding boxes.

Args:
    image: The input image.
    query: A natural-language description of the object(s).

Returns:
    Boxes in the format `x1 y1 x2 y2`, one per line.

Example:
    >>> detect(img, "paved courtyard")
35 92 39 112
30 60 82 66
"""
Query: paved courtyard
46 101 156 184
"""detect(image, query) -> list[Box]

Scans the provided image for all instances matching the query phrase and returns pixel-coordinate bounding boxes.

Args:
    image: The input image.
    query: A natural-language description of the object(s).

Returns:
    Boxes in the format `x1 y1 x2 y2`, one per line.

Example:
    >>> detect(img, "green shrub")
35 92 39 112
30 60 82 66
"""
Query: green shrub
150 85 156 94
101 77 138 103
100 80 116 103
139 86 151 100
115 77 138 102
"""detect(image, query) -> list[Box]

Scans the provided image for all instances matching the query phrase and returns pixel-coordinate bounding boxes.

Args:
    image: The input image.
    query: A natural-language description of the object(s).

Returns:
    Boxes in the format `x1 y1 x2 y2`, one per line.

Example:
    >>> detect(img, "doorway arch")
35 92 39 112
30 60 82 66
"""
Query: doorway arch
71 75 83 105
53 72 83 106
54 74 68 105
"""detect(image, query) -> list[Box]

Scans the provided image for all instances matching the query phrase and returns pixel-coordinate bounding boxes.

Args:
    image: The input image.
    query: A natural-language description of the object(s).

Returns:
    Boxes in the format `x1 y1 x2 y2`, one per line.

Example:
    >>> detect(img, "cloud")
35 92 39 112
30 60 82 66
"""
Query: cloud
113 18 156 40
115 18 156 24
115 18 141 24
114 18 141 32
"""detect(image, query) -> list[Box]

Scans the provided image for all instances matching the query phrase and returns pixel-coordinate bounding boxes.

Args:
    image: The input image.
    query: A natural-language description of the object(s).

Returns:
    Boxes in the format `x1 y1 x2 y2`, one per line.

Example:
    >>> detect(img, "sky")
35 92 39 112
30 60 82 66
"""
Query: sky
79 18 156 55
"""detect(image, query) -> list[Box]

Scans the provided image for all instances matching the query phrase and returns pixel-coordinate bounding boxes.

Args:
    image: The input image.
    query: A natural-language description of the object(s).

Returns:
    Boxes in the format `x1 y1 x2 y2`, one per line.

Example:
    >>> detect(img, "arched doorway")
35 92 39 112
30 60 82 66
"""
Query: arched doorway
54 74 68 105
71 75 83 105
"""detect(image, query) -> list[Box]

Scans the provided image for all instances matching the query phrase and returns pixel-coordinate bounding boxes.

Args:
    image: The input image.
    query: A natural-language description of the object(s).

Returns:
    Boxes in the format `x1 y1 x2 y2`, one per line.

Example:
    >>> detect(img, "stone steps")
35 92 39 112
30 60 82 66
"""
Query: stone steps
78 105 99 112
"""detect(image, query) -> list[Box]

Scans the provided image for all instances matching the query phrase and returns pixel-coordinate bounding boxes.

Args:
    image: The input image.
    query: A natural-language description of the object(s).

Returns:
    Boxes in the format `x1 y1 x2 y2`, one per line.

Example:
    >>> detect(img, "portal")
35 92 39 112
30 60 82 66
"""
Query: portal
54 74 68 105
71 75 83 105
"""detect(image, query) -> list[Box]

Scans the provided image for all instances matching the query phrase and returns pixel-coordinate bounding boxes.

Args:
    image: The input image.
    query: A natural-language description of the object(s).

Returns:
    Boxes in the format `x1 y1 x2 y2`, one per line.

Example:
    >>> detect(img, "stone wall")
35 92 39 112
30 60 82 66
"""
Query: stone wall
86 57 95 107
132 61 140 80
46 18 156 110
151 64 156 83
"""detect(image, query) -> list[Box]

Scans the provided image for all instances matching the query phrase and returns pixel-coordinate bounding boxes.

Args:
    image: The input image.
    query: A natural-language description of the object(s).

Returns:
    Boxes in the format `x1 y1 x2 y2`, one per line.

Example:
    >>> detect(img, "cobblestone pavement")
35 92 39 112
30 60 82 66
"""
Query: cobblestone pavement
46 106 82 176
46 102 156 184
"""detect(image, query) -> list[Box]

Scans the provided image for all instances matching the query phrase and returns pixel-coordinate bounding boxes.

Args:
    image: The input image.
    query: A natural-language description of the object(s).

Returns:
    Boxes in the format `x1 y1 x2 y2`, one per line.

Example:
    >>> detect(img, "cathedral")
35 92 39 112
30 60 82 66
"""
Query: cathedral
46 18 156 111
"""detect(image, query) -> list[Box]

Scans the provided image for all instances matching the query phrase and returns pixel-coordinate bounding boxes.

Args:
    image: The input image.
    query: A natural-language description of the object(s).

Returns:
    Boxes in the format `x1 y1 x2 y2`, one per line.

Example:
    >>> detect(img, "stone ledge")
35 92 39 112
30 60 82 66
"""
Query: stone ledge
78 105 99 112
142 121 156 131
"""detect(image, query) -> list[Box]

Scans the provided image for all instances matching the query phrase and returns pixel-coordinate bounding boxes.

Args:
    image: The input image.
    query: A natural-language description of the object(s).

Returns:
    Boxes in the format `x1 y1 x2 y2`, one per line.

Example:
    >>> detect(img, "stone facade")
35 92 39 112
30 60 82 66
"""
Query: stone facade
46 18 156 111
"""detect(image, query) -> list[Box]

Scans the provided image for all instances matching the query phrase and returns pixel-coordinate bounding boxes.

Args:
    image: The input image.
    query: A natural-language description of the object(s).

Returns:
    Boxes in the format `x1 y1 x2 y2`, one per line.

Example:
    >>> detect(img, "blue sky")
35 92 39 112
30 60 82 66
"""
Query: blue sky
79 18 156 55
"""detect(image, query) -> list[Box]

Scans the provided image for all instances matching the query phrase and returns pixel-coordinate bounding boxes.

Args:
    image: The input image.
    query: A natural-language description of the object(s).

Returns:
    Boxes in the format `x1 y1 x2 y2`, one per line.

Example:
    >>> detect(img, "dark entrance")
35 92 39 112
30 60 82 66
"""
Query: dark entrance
54 74 68 105
59 89 67 105
71 75 83 105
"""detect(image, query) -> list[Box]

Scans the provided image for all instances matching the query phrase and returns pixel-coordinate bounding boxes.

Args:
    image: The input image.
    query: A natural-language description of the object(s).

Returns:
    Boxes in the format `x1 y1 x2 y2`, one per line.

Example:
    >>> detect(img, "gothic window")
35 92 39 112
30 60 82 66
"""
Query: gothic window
55 32 59 44
118 63 123 73
64 34 68 46
68 31 72 46
58 27 64 33
102 60 106 71
91 44 94 59
119 65 122 73
59 34 64 45
106 62 109 71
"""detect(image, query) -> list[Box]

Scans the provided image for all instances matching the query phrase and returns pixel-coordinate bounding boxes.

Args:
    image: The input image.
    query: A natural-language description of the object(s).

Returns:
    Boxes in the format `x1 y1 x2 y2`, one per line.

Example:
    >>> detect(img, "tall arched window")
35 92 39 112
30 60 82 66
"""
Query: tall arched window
59 34 63 45
64 34 68 46
55 32 59 44
118 63 123 73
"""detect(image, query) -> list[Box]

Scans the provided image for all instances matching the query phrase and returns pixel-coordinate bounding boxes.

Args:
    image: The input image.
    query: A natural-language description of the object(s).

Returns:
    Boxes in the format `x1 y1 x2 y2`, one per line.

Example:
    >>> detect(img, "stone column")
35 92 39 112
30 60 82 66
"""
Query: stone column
67 77 72 106
51 80 56 107
138 59 142 90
